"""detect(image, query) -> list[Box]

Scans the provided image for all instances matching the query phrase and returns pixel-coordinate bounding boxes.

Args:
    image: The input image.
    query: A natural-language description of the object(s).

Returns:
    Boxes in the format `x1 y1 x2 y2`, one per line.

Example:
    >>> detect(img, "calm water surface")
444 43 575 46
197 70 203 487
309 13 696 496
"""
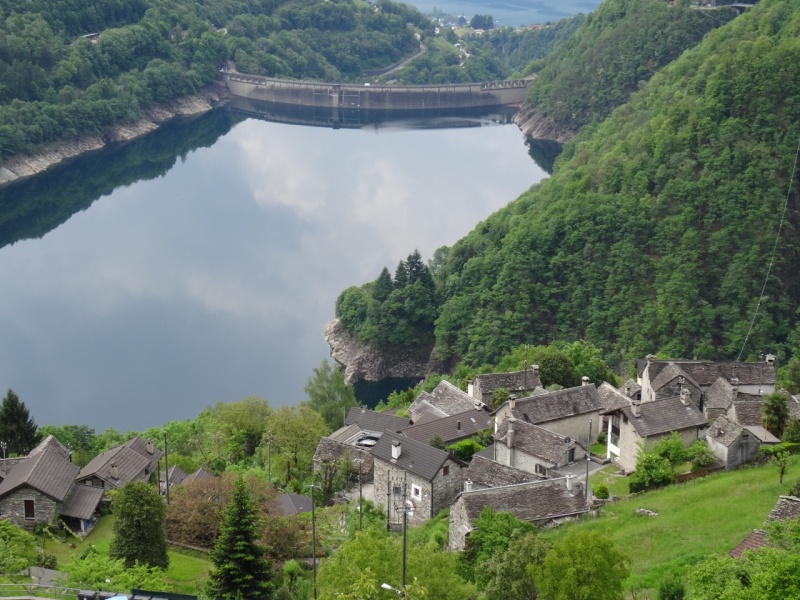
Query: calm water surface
0 108 547 432
410 0 601 27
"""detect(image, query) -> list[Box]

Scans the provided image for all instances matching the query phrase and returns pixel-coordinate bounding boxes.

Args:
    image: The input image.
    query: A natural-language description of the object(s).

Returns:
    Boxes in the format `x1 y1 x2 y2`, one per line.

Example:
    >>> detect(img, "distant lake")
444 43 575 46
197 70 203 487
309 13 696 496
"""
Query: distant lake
407 0 602 27
0 104 548 433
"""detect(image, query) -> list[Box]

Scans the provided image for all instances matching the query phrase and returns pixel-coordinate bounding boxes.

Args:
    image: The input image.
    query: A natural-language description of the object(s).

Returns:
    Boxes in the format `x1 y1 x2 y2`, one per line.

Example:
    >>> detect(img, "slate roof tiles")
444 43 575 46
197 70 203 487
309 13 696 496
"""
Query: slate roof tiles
401 408 491 445
344 407 410 433
463 455 537 489
512 384 604 424
372 432 453 482
495 418 572 465
60 484 104 521
620 396 707 437
0 448 79 501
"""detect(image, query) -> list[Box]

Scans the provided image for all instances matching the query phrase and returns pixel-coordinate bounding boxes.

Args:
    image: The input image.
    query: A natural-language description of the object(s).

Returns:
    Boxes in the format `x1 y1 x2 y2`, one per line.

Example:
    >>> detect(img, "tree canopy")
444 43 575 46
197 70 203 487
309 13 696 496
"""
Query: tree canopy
0 389 40 456
109 481 169 570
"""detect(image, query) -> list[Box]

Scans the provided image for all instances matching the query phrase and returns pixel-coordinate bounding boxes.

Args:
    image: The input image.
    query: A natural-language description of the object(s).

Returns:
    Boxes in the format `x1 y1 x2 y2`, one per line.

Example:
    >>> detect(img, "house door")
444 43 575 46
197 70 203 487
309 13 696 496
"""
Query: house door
568 447 576 463
24 500 35 520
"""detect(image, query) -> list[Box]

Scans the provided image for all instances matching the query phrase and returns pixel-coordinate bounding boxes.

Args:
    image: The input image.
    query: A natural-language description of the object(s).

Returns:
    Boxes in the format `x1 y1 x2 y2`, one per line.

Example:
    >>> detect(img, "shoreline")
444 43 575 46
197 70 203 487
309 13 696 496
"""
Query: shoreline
0 81 232 186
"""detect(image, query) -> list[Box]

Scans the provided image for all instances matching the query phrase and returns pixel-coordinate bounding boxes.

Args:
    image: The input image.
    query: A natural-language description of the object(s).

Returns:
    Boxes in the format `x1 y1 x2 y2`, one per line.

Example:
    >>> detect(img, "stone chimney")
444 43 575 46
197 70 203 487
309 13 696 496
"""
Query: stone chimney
631 401 641 418
146 440 155 455
680 388 691 406
507 418 516 448
110 463 119 479
464 479 473 492
566 473 573 492
582 376 591 386
766 354 776 365
532 364 540 378
730 377 739 400
509 396 516 412
391 441 402 460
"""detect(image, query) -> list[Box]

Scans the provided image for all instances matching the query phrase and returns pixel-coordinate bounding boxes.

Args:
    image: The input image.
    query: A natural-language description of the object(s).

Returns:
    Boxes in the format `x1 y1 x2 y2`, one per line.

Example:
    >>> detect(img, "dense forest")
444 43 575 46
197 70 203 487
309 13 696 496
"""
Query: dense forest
336 0 800 374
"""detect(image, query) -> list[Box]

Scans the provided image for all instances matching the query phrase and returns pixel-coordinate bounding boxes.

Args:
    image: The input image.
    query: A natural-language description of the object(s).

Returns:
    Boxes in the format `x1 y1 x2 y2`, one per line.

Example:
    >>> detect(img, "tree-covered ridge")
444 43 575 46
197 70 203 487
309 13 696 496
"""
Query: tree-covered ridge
433 0 800 366
523 0 736 132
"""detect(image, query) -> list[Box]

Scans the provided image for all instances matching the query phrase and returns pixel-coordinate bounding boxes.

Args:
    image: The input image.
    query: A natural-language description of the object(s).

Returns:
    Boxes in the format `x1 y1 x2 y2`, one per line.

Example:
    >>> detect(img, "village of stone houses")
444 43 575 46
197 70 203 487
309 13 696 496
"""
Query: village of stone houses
2 354 800 599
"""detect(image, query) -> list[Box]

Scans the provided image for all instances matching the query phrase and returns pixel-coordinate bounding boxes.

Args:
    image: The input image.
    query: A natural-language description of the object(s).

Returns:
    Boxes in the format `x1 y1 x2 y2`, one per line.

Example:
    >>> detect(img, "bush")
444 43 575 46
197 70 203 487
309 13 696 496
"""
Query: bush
658 577 686 600
783 419 800 443
36 552 57 569
788 479 800 497
594 483 610 499
597 431 607 445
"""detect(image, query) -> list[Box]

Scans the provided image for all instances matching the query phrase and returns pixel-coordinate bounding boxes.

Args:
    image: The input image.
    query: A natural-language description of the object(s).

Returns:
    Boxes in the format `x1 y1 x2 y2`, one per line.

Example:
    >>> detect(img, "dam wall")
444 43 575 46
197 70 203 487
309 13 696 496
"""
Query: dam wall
222 73 532 110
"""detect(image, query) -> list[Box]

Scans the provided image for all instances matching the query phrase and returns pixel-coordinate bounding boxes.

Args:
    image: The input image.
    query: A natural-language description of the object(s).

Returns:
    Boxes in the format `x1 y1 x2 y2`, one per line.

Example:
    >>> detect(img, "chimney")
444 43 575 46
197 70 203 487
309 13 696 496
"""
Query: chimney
507 418 516 448
566 473 574 492
110 463 119 479
625 384 631 397
532 364 540 377
730 377 739 400
146 440 155 455
467 379 474 397
464 479 473 492
509 396 516 412
680 388 691 406
766 354 776 365
391 441 402 460
631 401 641 418
582 376 590 386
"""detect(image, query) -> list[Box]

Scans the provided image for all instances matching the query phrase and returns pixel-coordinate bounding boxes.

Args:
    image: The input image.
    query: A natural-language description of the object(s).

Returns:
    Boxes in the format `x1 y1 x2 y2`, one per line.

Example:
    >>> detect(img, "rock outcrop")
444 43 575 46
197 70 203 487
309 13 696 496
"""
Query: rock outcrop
325 319 447 384
513 104 574 144
0 82 231 185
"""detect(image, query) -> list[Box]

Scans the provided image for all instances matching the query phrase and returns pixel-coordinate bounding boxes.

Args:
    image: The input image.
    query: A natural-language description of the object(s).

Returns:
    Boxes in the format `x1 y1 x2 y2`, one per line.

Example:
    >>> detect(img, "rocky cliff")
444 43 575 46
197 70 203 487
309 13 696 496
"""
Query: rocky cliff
513 104 574 144
0 82 231 185
325 319 447 384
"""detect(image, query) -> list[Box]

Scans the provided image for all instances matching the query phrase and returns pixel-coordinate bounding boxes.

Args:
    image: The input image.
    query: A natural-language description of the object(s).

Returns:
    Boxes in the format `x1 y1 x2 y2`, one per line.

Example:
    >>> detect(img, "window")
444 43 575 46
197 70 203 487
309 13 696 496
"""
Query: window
442 465 449 476
568 447 576 463
412 484 422 499
24 500 35 520
393 485 402 496
535 464 547 476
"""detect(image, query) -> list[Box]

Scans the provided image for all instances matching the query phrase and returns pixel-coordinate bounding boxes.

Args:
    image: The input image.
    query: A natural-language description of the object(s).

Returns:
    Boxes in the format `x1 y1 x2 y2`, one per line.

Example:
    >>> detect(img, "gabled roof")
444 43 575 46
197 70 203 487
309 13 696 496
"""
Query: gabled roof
645 359 776 388
619 379 641 398
706 415 744 447
742 425 780 444
0 448 79 501
620 396 707 438
464 455 537 489
345 407 410 433
401 408 490 445
728 400 763 427
650 362 702 392
472 368 542 397
29 435 71 461
597 382 631 411
408 394 449 423
459 477 589 525
767 496 800 521
729 529 768 558
511 385 604 424
372 432 455 482
495 419 572 465
705 378 737 410
276 493 313 516
408 381 480 423
77 445 151 486
183 468 213 485
60 484 104 520
161 465 188 487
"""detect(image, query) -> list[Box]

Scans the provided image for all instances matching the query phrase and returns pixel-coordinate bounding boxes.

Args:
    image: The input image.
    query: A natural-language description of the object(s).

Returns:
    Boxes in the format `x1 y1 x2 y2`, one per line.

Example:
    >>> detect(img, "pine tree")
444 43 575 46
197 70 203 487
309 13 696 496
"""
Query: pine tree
373 267 394 302
0 389 39 456
109 481 169 569
208 477 272 600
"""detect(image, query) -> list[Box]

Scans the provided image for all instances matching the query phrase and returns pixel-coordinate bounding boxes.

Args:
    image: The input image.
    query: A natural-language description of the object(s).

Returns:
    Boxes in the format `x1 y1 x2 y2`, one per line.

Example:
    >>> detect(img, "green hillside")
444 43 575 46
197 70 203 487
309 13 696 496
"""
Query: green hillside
337 0 800 370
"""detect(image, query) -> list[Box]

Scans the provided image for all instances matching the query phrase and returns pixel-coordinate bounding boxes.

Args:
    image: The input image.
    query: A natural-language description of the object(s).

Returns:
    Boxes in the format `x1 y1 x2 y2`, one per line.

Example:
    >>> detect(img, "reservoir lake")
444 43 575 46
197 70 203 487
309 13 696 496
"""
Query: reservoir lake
0 106 548 432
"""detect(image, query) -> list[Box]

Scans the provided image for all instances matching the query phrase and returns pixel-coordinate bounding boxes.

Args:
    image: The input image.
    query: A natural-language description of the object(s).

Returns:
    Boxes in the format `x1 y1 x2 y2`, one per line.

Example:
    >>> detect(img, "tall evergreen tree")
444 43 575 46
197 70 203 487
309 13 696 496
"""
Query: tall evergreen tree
109 481 169 569
208 477 272 600
0 389 39 456
393 260 408 288
373 267 394 302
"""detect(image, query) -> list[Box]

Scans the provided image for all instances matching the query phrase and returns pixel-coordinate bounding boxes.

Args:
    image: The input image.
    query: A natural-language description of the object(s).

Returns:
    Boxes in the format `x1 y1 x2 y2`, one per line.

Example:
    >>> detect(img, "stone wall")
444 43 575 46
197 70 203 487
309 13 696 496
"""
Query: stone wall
0 487 59 527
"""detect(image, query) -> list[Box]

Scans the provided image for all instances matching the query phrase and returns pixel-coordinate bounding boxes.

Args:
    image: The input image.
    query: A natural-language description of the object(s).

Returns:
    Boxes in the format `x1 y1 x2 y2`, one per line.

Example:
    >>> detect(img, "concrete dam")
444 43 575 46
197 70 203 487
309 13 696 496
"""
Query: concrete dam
221 72 533 111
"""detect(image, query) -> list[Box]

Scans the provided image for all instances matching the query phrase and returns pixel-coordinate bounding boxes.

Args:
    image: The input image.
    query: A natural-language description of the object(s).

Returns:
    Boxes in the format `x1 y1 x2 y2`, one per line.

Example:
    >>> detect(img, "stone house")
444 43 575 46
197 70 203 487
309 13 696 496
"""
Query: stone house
725 400 780 444
467 366 542 406
639 356 776 408
76 436 162 491
0 443 79 528
462 454 537 490
448 476 591 552
372 432 465 528
601 390 708 473
705 415 762 469
493 383 605 445
704 377 762 421
400 407 491 447
492 418 582 478
408 380 484 424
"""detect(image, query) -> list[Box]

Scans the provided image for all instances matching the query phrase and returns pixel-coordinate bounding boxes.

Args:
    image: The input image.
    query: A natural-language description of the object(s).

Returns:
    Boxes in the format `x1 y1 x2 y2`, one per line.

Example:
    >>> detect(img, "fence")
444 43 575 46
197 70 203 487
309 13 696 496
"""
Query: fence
0 582 81 598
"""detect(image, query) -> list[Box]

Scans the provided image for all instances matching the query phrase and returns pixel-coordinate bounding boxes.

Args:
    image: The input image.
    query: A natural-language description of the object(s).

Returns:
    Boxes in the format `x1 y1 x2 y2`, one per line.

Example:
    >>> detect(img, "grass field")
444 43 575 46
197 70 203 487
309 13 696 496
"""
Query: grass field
548 454 800 597
40 514 211 595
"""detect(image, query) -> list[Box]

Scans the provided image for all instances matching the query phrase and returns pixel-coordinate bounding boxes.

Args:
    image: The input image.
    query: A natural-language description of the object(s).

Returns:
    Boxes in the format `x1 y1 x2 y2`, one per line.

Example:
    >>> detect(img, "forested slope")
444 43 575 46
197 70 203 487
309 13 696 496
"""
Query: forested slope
522 0 736 133
337 0 800 370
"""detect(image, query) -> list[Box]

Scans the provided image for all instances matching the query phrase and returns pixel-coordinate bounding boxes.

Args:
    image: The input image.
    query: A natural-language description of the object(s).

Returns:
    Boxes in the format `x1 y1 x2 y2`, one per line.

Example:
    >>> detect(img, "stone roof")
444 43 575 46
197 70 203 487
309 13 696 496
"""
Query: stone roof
60 484 104 521
729 529 768 558
161 465 188 487
620 396 707 437
495 419 573 465
344 407 410 433
372 432 453 482
29 435 71 461
472 368 542 398
767 496 800 521
183 468 213 485
728 400 763 427
463 455 537 489
401 408 491 445
511 384 604 424
460 478 590 525
409 380 482 420
474 444 495 460
619 379 641 398
78 445 151 487
0 448 79 501
597 382 631 411
408 395 449 423
788 395 800 420
706 415 744 447
277 493 313 516
645 359 776 388
650 362 703 392
742 425 780 444
123 436 163 469
706 378 736 410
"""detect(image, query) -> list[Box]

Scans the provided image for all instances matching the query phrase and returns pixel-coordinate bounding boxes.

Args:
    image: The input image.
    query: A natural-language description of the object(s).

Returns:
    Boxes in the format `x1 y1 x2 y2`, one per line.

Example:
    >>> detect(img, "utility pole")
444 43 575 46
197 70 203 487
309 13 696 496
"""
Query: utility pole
266 431 273 484
585 419 592 506
307 483 321 600
164 433 170 505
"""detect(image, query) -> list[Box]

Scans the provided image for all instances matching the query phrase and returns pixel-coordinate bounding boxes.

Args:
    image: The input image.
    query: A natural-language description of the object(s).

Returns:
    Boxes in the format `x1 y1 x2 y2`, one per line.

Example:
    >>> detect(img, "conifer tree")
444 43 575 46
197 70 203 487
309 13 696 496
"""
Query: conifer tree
0 389 39 456
208 477 272 600
373 267 394 302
